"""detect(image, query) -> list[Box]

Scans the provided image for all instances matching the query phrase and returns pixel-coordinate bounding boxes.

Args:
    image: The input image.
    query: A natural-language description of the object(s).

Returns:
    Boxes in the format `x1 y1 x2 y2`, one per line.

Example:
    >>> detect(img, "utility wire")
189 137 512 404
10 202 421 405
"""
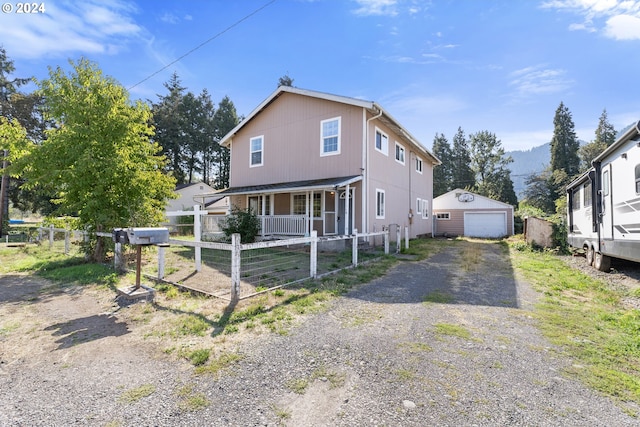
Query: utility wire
128 0 277 91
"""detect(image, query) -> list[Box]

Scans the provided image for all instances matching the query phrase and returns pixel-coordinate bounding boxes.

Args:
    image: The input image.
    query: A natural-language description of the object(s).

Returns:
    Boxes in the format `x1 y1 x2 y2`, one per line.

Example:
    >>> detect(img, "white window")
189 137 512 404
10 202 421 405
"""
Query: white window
436 212 450 220
321 117 340 156
416 198 422 214
250 136 263 167
376 189 385 219
415 157 423 174
395 142 405 165
312 193 322 219
375 128 388 155
248 195 271 215
292 194 306 215
422 199 429 219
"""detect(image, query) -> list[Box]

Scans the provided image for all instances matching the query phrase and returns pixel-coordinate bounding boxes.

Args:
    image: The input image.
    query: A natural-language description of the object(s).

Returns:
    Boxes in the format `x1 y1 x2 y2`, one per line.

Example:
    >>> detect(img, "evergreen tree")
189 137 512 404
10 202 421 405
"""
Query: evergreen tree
579 109 616 172
212 96 239 189
451 127 475 189
278 74 294 87
469 130 516 204
550 102 580 178
522 168 556 214
432 133 453 197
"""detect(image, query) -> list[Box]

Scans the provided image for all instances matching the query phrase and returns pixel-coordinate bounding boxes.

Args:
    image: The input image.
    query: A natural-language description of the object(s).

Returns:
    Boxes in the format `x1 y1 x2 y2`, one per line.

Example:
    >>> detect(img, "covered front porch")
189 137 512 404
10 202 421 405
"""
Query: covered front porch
213 175 362 237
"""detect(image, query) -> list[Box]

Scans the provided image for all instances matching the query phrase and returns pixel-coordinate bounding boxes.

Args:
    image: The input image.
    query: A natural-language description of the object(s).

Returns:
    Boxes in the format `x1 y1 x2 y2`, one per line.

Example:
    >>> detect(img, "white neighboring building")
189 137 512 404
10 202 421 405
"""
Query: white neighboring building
167 182 229 215
432 189 514 238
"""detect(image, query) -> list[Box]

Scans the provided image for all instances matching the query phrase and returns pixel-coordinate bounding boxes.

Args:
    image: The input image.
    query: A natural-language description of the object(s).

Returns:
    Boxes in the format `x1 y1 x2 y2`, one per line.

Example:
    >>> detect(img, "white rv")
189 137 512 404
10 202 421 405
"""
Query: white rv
566 120 640 271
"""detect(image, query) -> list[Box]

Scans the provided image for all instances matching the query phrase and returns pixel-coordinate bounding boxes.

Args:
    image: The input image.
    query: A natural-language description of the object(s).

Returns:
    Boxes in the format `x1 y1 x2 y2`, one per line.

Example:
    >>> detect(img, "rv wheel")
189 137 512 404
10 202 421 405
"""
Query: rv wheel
594 252 611 272
586 246 594 266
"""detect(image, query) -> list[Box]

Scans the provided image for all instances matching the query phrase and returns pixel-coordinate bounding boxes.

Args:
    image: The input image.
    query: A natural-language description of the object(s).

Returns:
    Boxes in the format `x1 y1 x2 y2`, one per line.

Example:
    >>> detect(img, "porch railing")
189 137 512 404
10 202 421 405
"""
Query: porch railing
259 215 307 236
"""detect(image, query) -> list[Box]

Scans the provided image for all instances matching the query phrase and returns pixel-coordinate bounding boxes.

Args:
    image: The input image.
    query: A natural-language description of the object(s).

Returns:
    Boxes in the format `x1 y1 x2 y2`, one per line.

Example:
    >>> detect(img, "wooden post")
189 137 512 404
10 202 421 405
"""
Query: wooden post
405 226 409 250
352 228 358 266
64 230 70 254
231 233 241 302
135 245 142 290
194 205 202 272
310 230 317 278
114 242 124 272
384 229 390 254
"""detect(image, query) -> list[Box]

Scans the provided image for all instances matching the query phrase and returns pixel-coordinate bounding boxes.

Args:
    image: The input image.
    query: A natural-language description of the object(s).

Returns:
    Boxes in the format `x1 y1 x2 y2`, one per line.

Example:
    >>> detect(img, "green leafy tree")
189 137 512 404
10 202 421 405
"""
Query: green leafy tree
0 117 29 233
19 58 176 261
469 130 517 205
451 127 475 189
432 133 453 197
522 168 556 213
579 109 616 172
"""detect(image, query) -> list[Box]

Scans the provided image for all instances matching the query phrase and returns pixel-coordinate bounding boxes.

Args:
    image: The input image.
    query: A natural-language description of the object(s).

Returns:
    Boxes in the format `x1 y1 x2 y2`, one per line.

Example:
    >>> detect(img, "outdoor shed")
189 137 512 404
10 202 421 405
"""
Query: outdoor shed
432 189 514 238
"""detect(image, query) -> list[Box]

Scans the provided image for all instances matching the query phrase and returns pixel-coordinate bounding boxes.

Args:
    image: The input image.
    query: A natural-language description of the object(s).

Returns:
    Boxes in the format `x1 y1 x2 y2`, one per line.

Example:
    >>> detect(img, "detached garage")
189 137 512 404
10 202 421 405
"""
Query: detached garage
432 189 514 238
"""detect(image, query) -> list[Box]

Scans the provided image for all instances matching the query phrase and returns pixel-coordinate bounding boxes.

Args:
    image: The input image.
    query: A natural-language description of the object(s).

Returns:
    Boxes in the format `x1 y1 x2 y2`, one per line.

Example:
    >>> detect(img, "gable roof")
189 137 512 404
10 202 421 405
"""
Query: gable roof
208 175 362 197
219 86 440 165
433 189 514 209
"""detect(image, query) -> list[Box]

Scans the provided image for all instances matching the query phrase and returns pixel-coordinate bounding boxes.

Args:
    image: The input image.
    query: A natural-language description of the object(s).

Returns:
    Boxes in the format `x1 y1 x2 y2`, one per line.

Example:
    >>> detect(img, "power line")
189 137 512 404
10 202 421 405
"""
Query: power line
128 0 277 91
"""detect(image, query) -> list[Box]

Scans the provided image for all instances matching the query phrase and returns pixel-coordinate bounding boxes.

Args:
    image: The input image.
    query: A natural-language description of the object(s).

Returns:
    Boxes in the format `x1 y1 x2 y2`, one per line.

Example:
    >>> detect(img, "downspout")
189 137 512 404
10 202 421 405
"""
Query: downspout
364 106 383 235
409 150 414 239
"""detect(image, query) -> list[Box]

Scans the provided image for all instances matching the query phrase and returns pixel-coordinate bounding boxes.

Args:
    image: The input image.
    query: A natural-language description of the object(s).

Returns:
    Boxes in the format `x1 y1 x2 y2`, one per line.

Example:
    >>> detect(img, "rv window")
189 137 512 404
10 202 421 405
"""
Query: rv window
572 188 581 210
583 182 592 207
636 164 640 194
603 170 610 196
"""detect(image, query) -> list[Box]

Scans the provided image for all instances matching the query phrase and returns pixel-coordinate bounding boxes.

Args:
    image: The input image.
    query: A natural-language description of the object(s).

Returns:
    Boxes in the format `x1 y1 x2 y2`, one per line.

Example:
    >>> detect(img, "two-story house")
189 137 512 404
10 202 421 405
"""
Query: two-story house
214 86 440 239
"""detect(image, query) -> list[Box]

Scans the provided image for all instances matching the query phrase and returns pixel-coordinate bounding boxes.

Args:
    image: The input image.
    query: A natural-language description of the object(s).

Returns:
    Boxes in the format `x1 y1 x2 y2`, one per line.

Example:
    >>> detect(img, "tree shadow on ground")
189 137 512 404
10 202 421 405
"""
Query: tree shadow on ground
43 314 130 350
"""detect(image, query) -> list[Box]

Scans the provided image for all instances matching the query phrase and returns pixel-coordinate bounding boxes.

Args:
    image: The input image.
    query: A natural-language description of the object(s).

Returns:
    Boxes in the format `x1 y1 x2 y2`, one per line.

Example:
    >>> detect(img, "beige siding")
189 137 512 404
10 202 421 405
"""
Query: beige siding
229 93 363 187
433 208 513 237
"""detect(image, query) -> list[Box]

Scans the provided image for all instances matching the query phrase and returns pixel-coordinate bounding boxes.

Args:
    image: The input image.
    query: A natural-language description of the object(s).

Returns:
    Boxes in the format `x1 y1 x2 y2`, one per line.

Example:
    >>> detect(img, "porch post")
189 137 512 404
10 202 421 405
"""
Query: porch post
309 190 314 236
345 184 350 235
305 191 310 235
194 205 201 272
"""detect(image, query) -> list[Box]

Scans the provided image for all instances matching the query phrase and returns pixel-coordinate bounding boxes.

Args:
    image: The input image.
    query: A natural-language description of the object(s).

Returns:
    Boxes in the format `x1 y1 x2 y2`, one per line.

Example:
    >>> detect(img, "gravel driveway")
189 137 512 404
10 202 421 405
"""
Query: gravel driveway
1 240 637 426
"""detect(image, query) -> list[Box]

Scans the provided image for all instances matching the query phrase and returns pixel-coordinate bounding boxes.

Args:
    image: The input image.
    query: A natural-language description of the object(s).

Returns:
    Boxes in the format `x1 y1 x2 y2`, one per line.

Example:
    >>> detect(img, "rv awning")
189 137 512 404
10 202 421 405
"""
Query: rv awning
212 175 362 196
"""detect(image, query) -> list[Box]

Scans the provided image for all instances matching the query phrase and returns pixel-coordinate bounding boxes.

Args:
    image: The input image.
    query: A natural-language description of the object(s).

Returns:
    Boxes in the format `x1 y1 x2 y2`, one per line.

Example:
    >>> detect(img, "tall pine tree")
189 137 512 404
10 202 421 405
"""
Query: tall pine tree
469 130 517 205
451 127 475 190
432 133 453 197
550 102 580 178
579 109 616 172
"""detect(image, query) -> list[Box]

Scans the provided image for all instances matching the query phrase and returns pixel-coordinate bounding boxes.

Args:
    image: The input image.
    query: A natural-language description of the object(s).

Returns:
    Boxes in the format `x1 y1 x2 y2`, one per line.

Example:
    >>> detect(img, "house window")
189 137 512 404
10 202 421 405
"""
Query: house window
321 117 340 156
250 136 263 167
248 195 271 215
436 212 450 220
415 157 423 174
376 189 385 219
583 182 592 208
635 164 640 194
422 199 429 218
292 194 306 215
395 142 405 165
313 193 322 218
416 198 421 214
375 128 388 155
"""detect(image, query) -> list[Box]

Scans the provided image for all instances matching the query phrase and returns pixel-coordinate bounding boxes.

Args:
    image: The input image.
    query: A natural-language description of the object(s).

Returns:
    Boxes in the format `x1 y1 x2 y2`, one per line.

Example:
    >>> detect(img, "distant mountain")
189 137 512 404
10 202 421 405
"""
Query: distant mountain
506 143 551 199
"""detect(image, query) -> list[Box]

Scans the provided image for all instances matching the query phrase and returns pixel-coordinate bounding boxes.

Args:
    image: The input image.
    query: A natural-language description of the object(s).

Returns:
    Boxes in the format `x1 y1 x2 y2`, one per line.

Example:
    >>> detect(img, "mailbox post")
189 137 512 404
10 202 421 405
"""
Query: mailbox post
112 227 169 292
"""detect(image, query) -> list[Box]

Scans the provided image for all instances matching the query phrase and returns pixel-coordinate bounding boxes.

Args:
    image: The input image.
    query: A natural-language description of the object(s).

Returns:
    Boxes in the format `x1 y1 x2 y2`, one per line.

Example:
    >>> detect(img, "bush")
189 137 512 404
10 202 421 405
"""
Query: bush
221 207 261 243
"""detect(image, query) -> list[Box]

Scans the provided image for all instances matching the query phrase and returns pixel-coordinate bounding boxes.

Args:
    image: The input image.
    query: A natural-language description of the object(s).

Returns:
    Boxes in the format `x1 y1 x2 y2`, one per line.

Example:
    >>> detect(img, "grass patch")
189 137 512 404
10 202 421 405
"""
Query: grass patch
285 377 309 394
194 352 243 376
423 290 454 304
434 323 473 340
399 341 433 353
176 384 209 411
170 314 210 337
119 384 155 403
187 349 211 366
510 243 640 404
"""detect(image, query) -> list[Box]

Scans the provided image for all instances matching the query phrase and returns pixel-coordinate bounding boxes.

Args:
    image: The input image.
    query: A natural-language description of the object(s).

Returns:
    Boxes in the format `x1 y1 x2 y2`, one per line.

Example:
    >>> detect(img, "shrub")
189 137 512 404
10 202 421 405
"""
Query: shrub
221 207 261 243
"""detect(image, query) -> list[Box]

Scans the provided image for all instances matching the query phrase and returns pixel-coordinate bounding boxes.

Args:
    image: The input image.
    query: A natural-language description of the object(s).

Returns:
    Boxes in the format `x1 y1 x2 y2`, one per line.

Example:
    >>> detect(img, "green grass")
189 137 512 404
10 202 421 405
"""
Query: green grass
194 351 243 376
423 290 454 304
433 323 473 340
119 384 156 403
176 384 209 411
510 242 640 404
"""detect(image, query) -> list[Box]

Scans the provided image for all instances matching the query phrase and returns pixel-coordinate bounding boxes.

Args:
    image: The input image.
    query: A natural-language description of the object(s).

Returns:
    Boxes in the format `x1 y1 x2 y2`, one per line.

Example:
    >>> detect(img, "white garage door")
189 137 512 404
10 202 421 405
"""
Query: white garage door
464 212 507 238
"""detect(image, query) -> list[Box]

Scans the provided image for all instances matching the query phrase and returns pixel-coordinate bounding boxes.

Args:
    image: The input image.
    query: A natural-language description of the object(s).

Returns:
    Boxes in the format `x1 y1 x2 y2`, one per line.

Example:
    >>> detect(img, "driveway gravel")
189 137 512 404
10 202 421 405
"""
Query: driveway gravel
1 240 638 426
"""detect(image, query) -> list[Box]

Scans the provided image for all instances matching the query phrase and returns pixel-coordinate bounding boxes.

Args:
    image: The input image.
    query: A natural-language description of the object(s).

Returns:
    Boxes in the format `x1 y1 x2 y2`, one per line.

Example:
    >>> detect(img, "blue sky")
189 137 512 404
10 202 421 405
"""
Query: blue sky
1 0 639 152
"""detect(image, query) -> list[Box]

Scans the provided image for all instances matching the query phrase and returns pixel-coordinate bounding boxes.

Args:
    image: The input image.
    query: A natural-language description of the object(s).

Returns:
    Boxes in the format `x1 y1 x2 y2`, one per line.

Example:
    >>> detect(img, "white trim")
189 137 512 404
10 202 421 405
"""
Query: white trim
291 193 307 215
374 127 389 156
415 157 423 174
249 135 264 167
376 188 385 219
422 199 429 219
395 141 405 165
436 212 450 220
416 198 422 214
320 116 341 157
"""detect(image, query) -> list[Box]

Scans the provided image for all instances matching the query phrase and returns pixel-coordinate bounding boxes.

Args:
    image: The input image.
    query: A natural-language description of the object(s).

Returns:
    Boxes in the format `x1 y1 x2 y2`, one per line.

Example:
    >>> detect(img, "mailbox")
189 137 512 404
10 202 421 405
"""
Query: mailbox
112 227 169 245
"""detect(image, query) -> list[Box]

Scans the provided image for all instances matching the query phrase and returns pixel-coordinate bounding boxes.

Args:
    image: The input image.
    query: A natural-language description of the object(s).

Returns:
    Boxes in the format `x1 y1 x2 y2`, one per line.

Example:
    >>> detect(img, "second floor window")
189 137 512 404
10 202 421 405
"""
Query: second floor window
395 142 405 164
375 129 388 155
321 117 340 156
250 136 263 167
415 157 423 174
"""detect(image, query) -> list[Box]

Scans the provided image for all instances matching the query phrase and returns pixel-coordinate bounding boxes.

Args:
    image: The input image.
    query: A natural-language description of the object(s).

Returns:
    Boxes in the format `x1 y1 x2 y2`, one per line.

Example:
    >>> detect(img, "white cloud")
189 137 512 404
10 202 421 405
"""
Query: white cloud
509 65 574 98
499 130 553 151
541 0 640 40
352 0 398 16
0 0 143 59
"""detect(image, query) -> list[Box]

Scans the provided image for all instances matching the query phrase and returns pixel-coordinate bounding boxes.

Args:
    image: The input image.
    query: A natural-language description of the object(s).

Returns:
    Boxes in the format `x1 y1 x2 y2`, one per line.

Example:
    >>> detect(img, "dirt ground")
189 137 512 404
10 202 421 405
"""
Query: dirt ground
1 242 640 426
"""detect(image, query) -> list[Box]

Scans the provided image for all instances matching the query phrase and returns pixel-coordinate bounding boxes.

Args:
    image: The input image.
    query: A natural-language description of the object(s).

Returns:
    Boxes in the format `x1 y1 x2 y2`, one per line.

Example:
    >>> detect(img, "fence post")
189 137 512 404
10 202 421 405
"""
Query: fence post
49 225 54 249
405 226 409 250
114 242 124 272
310 230 317 278
352 228 358 267
384 229 390 254
64 230 70 254
231 233 241 302
396 225 401 254
157 244 168 280
194 205 202 272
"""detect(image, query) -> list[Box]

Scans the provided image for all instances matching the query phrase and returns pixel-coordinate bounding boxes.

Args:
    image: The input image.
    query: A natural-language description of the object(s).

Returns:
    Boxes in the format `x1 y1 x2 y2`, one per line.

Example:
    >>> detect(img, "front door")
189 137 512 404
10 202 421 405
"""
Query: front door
337 189 353 235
